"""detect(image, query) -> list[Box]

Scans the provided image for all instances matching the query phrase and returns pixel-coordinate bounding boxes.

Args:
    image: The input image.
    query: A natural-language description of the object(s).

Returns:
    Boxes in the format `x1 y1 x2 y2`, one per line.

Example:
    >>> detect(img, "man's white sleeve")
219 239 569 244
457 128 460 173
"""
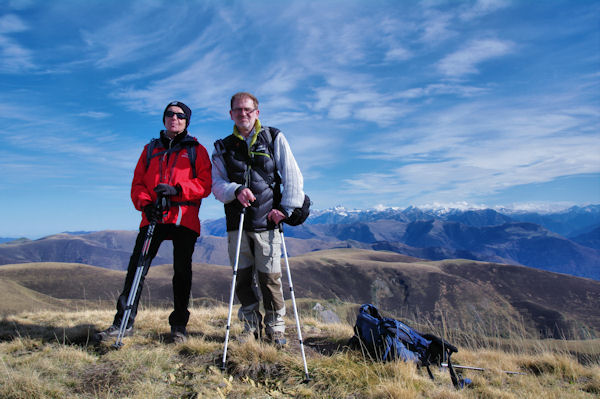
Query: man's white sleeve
274 133 304 215
211 145 239 204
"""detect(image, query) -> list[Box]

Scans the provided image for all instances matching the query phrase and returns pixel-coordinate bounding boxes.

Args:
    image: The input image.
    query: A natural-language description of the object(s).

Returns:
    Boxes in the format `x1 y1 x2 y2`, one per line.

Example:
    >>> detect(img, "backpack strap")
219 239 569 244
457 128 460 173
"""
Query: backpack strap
267 126 280 149
145 137 198 178
362 303 383 319
187 145 197 178
251 127 281 188
445 350 461 389
145 138 161 170
421 333 462 389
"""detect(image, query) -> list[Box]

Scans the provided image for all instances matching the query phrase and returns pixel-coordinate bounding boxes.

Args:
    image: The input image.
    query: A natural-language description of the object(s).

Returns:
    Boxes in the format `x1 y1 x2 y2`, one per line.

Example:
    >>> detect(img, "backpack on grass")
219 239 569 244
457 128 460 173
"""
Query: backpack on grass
349 303 463 389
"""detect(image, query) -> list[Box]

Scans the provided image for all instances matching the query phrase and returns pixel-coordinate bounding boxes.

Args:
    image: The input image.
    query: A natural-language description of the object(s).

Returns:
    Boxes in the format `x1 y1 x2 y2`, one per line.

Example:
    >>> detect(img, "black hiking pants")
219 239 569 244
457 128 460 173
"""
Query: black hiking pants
112 224 198 329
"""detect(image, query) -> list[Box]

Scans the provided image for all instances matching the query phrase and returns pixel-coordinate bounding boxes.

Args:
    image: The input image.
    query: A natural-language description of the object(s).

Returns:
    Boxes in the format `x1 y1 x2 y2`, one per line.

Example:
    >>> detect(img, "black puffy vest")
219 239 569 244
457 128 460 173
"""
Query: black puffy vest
217 127 282 232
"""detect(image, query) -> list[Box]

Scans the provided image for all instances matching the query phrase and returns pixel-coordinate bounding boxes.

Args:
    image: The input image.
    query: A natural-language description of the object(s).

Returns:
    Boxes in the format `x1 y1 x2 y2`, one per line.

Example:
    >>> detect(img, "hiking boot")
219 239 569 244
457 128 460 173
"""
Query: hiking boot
237 328 260 343
170 326 187 344
266 331 287 348
93 325 132 342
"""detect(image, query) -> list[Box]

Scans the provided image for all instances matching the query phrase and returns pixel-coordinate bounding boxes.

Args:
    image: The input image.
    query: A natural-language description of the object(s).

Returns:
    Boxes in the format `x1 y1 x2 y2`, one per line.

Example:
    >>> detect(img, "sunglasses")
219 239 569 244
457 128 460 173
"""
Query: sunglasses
165 110 187 120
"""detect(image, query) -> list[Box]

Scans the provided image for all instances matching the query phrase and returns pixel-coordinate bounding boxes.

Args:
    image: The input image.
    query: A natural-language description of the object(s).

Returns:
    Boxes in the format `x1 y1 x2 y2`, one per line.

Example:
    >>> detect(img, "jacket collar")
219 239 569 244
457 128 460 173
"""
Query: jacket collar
160 129 193 148
233 119 262 148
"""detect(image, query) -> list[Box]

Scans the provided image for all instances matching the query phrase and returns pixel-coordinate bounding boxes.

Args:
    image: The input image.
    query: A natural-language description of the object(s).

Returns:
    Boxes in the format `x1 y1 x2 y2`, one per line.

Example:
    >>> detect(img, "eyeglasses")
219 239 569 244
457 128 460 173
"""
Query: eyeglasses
231 107 257 114
165 110 187 119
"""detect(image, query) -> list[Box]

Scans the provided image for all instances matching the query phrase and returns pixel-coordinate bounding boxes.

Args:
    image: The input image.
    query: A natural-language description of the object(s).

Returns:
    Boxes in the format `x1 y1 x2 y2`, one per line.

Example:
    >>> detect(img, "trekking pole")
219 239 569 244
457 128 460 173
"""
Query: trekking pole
221 207 246 371
280 224 311 383
113 195 165 349
441 363 526 375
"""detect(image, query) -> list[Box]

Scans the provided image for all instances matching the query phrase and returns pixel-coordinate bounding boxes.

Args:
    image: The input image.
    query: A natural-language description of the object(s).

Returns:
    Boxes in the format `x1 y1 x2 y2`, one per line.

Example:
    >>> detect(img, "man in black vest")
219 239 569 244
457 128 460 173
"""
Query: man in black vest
212 92 305 346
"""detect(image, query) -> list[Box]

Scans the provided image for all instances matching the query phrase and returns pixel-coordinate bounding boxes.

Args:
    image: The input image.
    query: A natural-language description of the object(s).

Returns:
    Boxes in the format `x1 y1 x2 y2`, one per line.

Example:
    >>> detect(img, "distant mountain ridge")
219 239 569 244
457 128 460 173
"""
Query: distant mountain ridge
1 205 598 279
571 226 600 251
0 237 21 245
202 205 600 279
0 231 352 271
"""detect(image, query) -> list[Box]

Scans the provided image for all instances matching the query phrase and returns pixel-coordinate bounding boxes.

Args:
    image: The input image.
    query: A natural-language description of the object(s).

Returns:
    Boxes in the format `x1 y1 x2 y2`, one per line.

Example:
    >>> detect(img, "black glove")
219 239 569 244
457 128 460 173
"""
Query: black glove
154 183 179 196
143 203 161 222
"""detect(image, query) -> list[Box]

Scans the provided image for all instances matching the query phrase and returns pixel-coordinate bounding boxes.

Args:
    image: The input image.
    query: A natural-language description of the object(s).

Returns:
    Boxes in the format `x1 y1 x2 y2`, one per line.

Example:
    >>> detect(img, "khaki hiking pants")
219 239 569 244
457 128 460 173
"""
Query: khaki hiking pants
227 229 286 335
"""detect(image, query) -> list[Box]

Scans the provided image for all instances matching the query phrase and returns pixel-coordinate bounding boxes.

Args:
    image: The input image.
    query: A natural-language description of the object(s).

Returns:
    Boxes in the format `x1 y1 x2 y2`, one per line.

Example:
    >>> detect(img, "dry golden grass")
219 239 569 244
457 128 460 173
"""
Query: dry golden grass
1 304 599 399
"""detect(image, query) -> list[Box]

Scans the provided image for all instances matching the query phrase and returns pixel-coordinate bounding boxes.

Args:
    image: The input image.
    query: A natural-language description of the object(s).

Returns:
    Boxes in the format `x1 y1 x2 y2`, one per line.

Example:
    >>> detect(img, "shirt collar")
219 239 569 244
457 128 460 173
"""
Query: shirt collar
233 119 262 147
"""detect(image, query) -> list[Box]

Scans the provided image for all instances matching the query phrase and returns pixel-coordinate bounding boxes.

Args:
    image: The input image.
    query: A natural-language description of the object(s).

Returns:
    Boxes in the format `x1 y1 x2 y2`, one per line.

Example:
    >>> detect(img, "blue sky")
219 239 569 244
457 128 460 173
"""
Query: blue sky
1 0 598 237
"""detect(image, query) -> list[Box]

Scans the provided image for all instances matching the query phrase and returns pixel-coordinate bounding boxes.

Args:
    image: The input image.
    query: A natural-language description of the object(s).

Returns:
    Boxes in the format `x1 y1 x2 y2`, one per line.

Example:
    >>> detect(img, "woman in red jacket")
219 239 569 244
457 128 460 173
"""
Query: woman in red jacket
95 101 212 343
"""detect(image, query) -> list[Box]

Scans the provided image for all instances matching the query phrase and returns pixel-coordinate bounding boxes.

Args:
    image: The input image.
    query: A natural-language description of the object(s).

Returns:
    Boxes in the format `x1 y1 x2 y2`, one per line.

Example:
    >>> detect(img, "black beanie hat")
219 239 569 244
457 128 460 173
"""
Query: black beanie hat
163 101 192 128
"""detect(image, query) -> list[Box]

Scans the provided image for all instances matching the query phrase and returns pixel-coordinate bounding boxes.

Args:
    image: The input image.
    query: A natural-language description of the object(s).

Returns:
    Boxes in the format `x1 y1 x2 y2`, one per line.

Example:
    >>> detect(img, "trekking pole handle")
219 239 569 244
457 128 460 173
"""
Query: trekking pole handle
154 193 167 222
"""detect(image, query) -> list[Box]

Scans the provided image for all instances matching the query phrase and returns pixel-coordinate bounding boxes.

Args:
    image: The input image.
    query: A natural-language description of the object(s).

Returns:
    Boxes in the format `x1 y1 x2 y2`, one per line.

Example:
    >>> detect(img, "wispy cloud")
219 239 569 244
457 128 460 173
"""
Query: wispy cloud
78 111 110 119
78 2 199 69
384 46 413 63
4 0 35 11
105 2 439 127
348 93 599 204
0 97 139 178
459 0 511 21
0 14 34 72
438 39 514 77
396 83 489 99
0 0 598 235
0 13 27 33
419 8 456 44
114 47 242 116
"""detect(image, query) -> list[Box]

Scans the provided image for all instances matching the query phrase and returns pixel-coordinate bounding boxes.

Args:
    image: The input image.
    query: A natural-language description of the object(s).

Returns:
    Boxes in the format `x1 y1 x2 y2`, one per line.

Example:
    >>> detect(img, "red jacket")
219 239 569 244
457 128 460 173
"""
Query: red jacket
131 132 212 235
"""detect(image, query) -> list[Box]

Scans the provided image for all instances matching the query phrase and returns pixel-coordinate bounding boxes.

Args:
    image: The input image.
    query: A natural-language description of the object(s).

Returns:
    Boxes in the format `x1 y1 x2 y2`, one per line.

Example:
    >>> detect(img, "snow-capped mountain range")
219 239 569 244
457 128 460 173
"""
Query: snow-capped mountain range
306 204 600 237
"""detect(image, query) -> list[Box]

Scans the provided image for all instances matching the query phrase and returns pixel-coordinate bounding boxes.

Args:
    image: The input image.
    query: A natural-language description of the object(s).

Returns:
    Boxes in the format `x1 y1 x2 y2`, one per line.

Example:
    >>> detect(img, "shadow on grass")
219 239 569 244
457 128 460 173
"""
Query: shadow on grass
0 318 363 367
0 319 98 347
305 336 350 356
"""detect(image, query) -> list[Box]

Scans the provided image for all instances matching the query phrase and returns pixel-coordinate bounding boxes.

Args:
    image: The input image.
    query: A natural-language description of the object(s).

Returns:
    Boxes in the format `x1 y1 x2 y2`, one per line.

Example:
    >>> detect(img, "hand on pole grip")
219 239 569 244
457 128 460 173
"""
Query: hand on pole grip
268 209 286 225
143 203 161 222
154 183 179 197
143 194 168 222
236 186 256 208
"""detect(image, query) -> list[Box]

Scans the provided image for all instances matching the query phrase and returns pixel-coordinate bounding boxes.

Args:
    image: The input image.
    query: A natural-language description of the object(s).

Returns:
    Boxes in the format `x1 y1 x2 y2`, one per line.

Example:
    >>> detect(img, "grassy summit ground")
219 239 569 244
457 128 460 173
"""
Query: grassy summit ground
1 304 599 399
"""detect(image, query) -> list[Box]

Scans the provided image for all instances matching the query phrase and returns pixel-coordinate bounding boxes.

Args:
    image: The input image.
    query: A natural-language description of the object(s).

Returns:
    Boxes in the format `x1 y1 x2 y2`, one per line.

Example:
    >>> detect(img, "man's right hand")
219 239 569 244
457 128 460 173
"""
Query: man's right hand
143 203 161 222
236 187 256 208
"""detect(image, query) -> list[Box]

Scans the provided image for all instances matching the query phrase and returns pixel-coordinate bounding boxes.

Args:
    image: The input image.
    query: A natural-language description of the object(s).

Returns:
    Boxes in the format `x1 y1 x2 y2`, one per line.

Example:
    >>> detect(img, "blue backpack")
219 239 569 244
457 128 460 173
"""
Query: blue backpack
351 304 463 389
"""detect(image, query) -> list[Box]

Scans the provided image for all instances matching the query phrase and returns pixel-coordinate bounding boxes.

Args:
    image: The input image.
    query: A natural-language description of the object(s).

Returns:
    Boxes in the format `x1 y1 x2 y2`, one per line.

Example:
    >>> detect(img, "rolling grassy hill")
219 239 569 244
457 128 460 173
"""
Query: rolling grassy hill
1 249 598 340
1 249 599 398
0 279 69 315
